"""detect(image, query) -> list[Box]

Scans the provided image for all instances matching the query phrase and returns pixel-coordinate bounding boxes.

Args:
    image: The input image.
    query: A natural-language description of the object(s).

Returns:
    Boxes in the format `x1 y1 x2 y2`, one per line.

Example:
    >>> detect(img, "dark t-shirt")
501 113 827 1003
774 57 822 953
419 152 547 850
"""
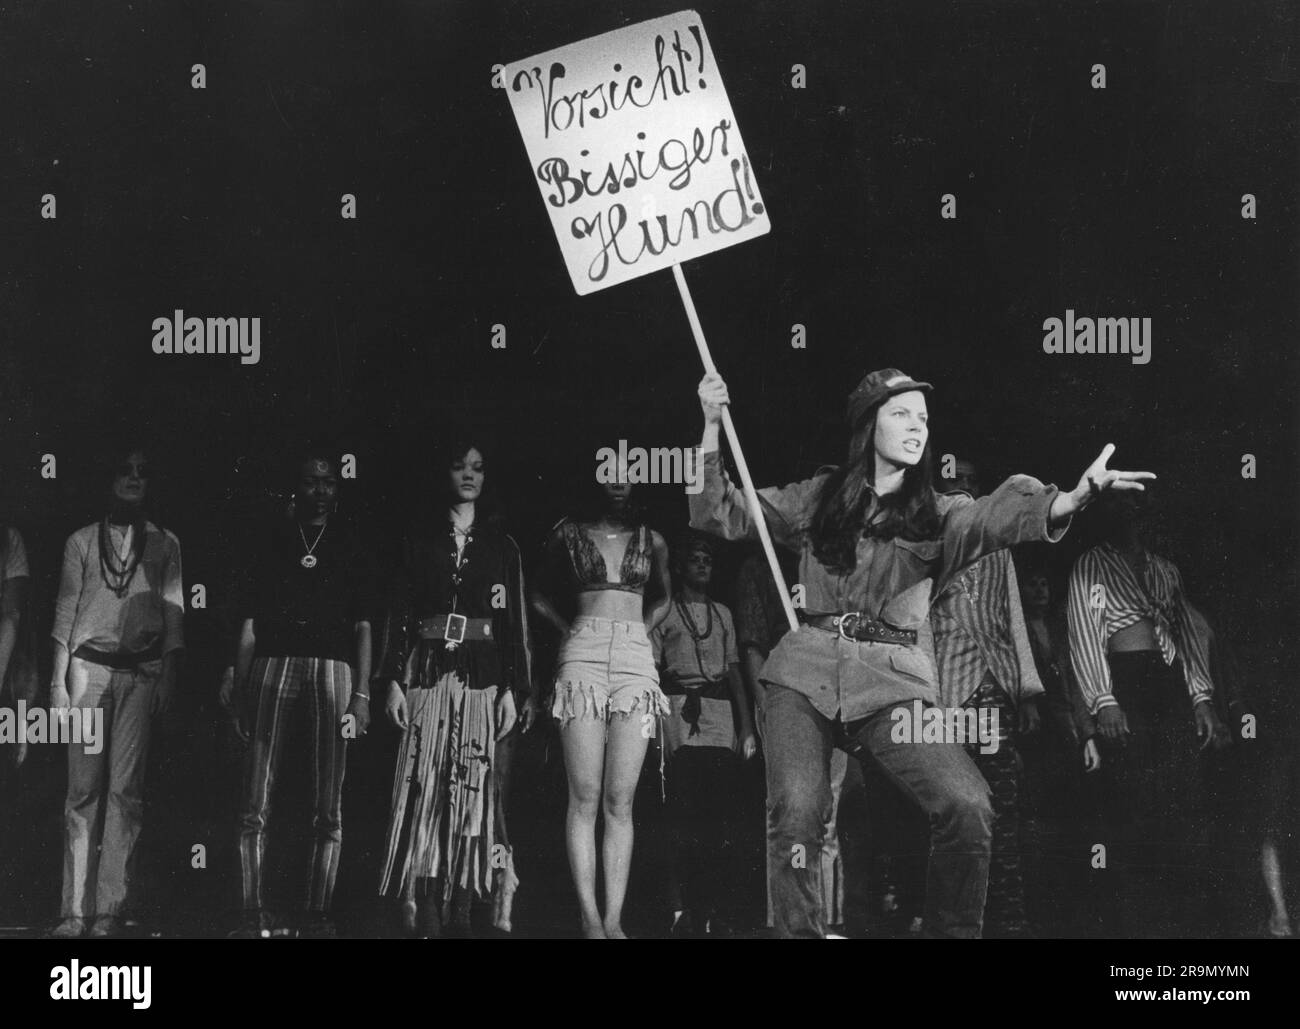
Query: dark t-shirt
241 518 376 663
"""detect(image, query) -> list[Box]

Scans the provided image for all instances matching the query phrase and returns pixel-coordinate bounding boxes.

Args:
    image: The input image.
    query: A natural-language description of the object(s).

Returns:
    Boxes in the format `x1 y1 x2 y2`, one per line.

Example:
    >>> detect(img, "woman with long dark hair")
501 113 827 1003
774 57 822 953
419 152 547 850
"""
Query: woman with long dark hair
48 444 184 938
691 368 1152 938
531 471 671 939
375 438 535 938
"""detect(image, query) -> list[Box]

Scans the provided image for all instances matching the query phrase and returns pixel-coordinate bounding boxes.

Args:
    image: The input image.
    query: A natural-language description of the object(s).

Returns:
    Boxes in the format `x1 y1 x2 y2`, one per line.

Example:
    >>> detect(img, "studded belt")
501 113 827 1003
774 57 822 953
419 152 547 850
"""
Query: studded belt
800 612 917 646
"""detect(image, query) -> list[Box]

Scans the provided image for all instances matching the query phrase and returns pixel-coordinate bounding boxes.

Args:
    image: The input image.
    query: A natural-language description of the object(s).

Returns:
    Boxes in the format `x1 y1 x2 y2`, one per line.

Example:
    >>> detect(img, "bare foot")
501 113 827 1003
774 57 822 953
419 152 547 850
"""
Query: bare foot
603 922 628 939
582 919 607 940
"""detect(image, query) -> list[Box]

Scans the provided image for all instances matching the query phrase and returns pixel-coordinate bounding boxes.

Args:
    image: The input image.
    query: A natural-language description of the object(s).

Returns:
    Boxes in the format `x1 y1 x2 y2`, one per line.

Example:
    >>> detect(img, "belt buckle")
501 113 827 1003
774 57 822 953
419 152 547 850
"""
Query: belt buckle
836 612 861 641
444 613 468 646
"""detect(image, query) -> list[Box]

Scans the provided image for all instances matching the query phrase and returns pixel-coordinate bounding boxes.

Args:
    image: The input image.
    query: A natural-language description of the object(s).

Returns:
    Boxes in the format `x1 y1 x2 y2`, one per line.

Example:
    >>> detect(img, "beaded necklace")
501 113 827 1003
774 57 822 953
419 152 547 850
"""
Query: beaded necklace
675 595 719 681
98 517 145 597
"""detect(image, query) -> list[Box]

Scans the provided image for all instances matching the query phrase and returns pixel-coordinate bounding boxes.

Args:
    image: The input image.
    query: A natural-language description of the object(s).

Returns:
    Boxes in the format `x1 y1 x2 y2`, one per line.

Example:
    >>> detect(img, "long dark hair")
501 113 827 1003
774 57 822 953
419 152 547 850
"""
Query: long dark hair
436 435 503 531
809 403 940 572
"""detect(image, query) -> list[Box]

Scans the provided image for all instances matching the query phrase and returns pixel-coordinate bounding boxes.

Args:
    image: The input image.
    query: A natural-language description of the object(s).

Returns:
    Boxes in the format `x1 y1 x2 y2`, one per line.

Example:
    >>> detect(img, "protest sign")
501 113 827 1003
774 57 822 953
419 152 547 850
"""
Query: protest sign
504 10 770 295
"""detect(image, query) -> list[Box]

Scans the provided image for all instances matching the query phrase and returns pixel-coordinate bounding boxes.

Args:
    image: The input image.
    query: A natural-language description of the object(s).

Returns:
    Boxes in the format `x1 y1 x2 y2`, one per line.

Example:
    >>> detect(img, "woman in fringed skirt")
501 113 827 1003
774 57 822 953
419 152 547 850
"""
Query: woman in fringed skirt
375 438 536 937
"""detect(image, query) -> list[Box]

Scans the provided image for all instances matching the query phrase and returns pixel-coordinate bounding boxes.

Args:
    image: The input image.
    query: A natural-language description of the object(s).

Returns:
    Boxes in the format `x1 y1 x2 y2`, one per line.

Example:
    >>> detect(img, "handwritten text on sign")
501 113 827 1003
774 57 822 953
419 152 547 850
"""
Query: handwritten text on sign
504 11 770 295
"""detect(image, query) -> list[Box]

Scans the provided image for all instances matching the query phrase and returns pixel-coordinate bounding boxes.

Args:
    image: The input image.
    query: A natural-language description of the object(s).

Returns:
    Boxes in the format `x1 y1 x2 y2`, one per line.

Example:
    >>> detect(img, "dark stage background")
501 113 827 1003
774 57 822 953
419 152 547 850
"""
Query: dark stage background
1 0 1296 936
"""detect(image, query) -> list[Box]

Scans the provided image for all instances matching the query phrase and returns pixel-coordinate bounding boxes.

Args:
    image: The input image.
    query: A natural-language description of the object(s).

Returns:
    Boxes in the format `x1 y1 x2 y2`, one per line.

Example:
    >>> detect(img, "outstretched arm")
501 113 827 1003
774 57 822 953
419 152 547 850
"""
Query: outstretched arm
935 445 1156 590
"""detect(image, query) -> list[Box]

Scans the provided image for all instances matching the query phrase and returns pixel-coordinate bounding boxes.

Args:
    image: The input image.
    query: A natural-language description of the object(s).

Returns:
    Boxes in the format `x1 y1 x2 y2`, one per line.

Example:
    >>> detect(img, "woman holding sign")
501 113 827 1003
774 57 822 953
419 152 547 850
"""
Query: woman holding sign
532 475 672 939
691 368 1154 939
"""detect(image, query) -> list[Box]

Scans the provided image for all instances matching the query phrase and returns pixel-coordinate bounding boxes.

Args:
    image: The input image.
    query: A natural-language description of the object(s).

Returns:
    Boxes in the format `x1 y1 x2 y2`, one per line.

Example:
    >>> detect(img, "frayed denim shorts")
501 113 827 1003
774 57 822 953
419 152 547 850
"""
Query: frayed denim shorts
551 617 668 725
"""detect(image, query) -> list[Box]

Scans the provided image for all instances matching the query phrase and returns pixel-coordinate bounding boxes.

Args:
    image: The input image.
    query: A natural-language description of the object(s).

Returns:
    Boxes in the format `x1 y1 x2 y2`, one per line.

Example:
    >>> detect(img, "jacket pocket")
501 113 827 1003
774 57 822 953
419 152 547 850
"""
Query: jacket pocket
889 647 936 686
892 537 941 563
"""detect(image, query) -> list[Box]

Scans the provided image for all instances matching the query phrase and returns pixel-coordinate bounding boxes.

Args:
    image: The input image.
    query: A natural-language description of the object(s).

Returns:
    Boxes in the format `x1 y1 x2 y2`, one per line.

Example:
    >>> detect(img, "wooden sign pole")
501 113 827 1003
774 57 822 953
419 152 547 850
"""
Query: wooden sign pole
672 262 800 634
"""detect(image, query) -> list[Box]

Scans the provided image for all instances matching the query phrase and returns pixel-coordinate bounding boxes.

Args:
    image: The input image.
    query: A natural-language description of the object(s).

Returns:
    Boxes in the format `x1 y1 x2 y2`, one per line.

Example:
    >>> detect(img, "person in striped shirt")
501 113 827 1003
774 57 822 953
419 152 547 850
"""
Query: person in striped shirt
931 457 1044 937
1066 491 1229 936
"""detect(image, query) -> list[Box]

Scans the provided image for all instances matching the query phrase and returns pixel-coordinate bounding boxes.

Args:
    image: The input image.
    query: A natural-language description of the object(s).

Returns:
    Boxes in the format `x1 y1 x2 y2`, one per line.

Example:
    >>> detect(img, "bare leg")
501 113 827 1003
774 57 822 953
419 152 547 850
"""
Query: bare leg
601 713 651 938
1262 837 1291 936
561 716 608 938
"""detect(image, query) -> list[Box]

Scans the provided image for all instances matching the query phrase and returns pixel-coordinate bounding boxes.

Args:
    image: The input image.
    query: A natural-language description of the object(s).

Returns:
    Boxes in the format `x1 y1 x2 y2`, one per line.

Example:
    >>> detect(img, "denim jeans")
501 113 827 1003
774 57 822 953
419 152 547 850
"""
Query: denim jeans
762 684 993 938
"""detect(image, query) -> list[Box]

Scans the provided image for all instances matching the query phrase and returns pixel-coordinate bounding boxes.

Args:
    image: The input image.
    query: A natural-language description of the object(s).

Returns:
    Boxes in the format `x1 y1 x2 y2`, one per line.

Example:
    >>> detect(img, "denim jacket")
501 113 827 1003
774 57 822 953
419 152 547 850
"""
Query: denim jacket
689 449 1067 721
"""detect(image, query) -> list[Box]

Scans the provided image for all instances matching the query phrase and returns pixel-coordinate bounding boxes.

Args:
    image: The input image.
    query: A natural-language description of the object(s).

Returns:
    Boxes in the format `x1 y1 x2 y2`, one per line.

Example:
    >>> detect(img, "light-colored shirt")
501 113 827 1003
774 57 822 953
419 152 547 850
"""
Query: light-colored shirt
52 521 185 657
2 527 29 582
652 598 739 753
1067 542 1213 714
931 549 1044 709
689 449 1066 721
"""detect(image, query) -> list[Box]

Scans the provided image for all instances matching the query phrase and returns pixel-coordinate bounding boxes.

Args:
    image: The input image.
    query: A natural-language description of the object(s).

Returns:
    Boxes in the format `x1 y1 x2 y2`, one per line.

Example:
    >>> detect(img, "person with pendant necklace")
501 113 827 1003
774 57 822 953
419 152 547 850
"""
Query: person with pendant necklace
48 444 184 939
651 532 756 937
222 447 375 939
374 438 536 938
531 467 672 939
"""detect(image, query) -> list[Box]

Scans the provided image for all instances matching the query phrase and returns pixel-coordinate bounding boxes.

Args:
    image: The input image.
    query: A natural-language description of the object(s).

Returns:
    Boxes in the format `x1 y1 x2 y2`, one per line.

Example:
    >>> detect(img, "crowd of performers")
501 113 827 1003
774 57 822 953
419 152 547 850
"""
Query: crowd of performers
0 367 1295 939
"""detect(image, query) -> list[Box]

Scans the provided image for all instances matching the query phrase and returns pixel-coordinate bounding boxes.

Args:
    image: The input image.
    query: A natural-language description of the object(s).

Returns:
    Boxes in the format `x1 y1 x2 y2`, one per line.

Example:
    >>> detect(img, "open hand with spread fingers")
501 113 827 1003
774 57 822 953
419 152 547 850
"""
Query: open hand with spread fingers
1049 444 1156 526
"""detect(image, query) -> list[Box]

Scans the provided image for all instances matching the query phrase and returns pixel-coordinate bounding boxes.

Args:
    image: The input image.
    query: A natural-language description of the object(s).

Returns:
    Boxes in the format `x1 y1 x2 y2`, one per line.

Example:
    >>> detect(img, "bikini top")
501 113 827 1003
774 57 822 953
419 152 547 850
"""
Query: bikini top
561 520 652 594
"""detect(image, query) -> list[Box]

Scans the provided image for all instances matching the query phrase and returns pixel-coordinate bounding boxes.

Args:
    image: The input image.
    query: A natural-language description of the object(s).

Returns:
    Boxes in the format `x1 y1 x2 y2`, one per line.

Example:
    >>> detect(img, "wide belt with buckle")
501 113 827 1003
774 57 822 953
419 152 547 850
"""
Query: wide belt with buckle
73 642 164 670
418 614 495 645
801 612 917 646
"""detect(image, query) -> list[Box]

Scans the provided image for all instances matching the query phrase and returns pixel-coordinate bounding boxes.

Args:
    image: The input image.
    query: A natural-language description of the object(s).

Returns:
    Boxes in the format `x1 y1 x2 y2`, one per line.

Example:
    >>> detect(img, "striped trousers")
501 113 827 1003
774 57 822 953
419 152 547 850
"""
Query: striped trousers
966 678 1029 935
238 656 352 913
